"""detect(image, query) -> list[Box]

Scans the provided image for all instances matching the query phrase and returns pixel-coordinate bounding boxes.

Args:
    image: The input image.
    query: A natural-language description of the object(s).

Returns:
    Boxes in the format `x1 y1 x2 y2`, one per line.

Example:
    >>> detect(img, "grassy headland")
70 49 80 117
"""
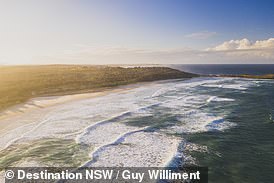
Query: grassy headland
218 74 274 79
0 65 197 112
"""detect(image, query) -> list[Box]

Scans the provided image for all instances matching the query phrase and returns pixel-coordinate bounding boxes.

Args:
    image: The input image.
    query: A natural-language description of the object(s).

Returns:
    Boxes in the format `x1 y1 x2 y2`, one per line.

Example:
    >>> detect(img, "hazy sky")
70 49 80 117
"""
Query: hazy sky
0 0 274 65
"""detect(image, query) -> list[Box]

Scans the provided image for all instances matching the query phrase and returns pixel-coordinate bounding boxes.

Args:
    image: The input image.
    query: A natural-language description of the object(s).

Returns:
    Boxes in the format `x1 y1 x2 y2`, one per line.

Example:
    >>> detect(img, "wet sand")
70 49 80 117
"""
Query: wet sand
0 83 146 135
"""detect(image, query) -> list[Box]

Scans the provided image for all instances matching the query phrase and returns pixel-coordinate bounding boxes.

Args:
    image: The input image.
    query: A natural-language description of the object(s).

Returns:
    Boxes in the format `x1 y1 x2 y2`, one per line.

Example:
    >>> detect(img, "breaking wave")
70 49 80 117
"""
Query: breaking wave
0 77 257 168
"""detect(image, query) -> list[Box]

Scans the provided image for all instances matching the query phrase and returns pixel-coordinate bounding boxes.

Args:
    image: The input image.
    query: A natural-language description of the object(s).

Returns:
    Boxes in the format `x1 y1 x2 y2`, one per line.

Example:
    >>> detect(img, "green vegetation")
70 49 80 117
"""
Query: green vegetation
0 65 197 112
0 138 91 168
237 74 274 79
219 74 274 79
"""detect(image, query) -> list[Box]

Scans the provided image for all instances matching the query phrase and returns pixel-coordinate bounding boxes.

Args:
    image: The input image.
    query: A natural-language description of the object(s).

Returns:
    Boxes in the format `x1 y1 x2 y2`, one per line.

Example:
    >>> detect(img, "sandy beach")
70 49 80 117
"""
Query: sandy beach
1 75 271 183
0 83 147 135
0 79 188 169
0 77 240 168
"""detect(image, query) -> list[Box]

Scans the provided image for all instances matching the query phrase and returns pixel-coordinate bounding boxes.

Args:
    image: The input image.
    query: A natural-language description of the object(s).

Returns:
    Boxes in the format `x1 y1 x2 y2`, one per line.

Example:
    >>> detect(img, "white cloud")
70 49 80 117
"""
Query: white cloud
208 38 274 51
34 38 274 65
185 31 217 39
206 38 274 60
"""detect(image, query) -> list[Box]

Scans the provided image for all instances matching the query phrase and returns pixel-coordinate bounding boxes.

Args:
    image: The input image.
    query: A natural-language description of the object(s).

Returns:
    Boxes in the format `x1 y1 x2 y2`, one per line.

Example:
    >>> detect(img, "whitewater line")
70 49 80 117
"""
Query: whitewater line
1 119 50 150
81 128 146 167
75 102 164 143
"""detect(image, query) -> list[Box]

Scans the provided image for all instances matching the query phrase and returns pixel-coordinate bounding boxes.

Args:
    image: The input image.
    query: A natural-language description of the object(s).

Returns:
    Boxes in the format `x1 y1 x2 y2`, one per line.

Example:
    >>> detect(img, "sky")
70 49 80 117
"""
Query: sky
0 0 274 65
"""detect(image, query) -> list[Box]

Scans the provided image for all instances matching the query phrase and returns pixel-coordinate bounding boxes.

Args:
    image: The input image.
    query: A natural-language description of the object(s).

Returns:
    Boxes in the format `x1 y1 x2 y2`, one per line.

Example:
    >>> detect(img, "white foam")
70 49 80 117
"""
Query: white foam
86 131 180 167
184 142 208 153
163 111 235 134
202 78 260 91
151 87 175 98
76 118 141 148
222 84 248 90
0 77 241 167
206 96 235 103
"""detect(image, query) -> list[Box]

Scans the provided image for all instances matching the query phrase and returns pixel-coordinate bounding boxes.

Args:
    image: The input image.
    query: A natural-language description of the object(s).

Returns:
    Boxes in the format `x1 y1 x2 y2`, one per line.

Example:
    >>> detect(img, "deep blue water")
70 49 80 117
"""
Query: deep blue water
185 78 274 183
169 64 274 75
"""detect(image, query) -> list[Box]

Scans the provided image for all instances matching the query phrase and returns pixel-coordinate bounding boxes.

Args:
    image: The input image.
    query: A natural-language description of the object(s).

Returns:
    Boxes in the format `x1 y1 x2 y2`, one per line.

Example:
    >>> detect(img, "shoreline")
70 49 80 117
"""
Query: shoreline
0 77 193 169
0 65 197 113
0 75 267 175
0 80 165 135
0 77 191 121
215 74 274 80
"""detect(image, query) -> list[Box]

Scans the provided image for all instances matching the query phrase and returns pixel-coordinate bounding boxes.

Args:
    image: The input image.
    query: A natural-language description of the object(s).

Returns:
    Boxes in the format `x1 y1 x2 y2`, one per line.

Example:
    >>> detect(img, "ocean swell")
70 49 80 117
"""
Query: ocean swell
0 77 253 168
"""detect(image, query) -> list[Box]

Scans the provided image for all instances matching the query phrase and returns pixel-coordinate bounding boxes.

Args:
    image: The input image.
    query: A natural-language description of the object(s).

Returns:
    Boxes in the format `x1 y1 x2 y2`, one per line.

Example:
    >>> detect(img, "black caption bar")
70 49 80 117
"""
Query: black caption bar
4 167 208 183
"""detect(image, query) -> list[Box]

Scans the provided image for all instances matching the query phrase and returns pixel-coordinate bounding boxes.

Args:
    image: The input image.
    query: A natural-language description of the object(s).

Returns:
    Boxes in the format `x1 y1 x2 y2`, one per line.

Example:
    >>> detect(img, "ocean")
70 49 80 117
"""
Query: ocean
1 70 274 182
169 64 274 75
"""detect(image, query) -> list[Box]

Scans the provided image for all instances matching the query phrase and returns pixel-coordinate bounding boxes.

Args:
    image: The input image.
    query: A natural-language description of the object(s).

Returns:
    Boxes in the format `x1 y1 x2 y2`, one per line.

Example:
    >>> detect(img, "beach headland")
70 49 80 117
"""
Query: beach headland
0 65 198 114
0 66 199 169
216 74 274 79
0 65 198 135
